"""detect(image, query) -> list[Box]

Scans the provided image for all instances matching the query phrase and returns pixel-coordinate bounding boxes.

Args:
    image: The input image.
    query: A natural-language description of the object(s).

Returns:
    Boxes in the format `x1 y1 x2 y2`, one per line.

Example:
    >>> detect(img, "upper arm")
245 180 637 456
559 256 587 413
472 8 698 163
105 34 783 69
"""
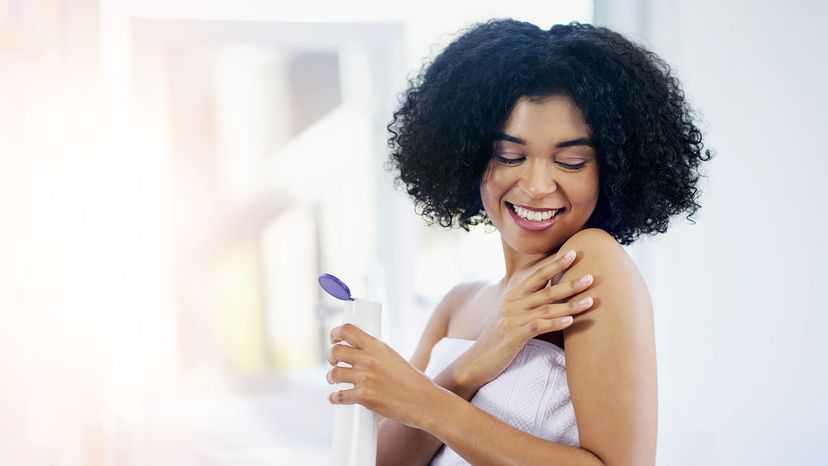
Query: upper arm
408 282 482 372
559 228 658 466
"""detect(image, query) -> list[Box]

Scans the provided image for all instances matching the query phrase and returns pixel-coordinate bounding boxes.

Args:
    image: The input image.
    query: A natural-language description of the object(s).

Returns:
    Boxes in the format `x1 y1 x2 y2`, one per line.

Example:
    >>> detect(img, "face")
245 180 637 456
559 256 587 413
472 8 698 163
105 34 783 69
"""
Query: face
480 95 600 256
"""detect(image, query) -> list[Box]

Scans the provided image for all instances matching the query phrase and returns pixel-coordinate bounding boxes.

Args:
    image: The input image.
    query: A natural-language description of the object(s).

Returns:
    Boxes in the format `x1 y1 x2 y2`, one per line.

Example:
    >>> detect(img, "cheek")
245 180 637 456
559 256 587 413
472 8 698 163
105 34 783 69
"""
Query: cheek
578 171 600 210
589 170 600 203
567 171 599 209
479 165 502 202
479 180 497 211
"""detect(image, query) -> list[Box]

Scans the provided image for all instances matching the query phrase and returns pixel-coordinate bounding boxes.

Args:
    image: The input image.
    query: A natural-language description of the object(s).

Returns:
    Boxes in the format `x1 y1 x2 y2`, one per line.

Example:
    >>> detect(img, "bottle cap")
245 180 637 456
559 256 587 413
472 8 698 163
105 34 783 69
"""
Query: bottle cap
318 273 353 301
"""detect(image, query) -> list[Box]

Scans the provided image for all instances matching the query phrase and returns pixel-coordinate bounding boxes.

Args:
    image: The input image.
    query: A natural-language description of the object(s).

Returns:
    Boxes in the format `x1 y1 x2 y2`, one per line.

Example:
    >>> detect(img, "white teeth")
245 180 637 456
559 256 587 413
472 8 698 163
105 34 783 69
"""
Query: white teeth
512 204 559 222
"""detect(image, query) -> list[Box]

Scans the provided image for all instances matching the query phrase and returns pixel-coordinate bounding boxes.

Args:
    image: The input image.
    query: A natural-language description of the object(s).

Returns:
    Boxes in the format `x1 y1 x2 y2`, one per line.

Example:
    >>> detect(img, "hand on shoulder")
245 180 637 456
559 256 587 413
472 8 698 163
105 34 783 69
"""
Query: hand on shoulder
557 227 646 308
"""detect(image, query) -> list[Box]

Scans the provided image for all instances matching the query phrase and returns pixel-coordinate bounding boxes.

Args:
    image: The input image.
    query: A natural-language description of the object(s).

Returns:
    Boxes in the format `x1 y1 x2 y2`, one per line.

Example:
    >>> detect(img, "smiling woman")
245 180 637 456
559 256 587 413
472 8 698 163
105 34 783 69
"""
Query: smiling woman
326 18 711 466
482 95 600 254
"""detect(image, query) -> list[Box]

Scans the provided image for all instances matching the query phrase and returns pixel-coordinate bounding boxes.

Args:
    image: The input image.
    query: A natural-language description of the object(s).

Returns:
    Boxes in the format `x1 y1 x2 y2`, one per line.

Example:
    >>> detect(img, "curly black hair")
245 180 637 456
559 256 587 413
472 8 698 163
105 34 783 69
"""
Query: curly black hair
386 19 712 245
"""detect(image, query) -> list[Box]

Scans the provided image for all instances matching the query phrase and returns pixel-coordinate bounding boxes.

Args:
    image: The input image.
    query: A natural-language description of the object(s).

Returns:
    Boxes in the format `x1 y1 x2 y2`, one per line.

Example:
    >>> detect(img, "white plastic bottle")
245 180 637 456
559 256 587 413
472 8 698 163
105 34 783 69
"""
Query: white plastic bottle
319 274 383 466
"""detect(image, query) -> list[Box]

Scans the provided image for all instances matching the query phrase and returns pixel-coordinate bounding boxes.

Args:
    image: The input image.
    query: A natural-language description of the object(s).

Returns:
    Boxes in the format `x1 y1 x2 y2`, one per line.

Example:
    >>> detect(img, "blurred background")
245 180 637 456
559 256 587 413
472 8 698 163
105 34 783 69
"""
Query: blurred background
0 0 826 465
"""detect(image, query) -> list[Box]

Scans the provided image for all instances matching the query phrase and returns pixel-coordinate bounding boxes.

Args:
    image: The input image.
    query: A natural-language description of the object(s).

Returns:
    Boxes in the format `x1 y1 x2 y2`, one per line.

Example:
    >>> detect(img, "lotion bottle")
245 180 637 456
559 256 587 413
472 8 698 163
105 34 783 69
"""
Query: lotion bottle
319 273 382 466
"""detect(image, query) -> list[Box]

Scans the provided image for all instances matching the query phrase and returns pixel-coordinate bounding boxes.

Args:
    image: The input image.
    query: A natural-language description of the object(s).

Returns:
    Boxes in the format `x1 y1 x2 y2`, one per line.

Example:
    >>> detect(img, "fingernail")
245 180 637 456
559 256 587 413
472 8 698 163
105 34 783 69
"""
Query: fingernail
578 274 592 285
564 249 576 261
578 296 593 307
561 316 574 324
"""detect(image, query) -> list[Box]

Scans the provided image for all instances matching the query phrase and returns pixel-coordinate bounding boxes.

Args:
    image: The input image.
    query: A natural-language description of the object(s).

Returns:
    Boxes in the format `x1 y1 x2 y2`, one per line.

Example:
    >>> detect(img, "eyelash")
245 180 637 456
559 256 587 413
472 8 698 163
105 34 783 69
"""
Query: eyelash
494 155 587 170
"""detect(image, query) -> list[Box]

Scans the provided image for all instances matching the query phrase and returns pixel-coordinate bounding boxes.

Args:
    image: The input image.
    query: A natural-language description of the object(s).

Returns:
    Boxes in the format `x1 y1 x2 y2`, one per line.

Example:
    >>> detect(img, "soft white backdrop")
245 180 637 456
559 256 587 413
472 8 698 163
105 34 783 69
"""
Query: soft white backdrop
1 0 826 465
597 0 828 463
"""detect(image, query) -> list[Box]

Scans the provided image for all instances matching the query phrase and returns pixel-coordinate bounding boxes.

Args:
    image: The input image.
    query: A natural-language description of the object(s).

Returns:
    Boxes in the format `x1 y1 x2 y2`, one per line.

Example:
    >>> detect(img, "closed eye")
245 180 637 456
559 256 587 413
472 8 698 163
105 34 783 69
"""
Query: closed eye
557 161 587 170
494 154 524 165
496 155 587 170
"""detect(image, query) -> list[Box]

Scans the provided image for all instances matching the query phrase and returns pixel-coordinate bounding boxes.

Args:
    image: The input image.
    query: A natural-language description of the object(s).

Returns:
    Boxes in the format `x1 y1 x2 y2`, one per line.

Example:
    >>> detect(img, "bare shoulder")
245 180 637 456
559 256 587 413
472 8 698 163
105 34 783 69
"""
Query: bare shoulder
558 228 648 308
445 280 489 305
561 227 628 262
558 226 653 348
559 228 658 465
408 280 488 371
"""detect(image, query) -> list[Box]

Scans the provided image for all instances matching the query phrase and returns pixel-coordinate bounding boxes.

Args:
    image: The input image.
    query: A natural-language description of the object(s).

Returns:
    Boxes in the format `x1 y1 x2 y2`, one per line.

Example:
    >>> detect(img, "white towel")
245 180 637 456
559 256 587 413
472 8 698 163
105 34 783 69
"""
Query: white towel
424 337 579 465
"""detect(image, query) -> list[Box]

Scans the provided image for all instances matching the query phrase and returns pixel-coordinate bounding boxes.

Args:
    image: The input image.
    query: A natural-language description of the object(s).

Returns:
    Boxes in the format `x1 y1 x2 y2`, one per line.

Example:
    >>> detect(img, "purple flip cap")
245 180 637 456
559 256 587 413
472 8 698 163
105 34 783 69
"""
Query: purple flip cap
318 273 353 301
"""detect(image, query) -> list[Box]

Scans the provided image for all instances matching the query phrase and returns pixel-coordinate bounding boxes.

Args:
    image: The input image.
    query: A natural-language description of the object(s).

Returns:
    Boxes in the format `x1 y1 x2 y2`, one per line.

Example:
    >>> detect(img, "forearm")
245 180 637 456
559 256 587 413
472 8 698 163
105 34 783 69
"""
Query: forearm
376 418 441 466
424 388 605 466
377 362 479 466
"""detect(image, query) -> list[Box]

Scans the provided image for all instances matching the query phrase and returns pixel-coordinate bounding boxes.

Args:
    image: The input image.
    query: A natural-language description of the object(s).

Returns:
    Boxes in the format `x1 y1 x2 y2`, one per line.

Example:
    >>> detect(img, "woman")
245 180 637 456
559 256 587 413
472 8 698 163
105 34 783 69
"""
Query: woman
326 19 710 465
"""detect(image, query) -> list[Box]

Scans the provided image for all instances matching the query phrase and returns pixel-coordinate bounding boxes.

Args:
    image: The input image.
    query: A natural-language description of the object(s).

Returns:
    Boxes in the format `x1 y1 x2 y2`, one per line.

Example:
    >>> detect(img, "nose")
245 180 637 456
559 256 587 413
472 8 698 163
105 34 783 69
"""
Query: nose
518 161 558 199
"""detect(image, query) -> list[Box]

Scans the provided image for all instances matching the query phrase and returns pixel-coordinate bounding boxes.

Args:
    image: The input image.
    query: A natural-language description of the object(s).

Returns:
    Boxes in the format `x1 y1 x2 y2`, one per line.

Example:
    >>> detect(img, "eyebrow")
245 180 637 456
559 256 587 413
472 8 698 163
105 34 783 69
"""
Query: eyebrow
493 132 594 148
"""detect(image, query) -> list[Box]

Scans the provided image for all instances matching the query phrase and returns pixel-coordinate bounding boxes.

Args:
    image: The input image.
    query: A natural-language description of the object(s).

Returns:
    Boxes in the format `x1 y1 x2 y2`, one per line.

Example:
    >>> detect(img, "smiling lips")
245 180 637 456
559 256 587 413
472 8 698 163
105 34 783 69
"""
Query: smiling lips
506 202 564 231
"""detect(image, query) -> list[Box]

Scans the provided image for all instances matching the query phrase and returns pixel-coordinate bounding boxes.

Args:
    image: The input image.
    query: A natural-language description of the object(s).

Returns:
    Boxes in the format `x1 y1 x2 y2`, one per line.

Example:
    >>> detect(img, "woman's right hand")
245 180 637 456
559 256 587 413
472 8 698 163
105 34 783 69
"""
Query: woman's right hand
452 249 595 391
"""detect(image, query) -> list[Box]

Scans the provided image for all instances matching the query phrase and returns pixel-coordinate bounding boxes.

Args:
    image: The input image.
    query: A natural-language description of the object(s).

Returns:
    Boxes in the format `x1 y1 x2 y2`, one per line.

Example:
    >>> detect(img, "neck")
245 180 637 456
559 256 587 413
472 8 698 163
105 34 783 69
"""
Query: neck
498 237 560 290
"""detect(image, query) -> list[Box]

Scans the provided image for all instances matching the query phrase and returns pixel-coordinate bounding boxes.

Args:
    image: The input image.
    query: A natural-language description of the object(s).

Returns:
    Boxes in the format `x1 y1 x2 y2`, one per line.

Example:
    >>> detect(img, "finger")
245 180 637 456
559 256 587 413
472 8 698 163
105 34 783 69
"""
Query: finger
520 273 593 309
523 315 576 338
325 343 362 366
328 388 359 405
512 249 577 296
519 296 594 325
330 323 375 349
326 365 358 385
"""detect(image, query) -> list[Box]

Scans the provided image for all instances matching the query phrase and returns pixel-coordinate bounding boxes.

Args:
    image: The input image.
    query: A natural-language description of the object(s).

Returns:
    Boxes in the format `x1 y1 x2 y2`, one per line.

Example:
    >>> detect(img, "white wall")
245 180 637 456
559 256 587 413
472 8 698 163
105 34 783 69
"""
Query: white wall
597 1 828 464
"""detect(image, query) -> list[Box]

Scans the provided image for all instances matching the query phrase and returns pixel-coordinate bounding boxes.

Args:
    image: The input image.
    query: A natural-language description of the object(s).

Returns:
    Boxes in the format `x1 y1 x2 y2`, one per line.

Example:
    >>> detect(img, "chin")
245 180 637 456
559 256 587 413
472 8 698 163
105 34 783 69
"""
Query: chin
504 235 564 256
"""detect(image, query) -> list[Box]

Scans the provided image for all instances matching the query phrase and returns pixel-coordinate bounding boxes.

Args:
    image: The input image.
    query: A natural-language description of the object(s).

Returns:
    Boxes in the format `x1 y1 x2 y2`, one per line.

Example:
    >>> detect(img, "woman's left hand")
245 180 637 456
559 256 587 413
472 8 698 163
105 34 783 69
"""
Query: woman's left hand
326 323 443 430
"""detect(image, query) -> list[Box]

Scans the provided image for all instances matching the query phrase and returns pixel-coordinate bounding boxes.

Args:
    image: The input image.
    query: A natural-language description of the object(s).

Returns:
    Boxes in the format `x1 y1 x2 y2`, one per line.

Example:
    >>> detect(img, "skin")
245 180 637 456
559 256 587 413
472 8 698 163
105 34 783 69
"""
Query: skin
482 94 601 262
327 95 658 466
